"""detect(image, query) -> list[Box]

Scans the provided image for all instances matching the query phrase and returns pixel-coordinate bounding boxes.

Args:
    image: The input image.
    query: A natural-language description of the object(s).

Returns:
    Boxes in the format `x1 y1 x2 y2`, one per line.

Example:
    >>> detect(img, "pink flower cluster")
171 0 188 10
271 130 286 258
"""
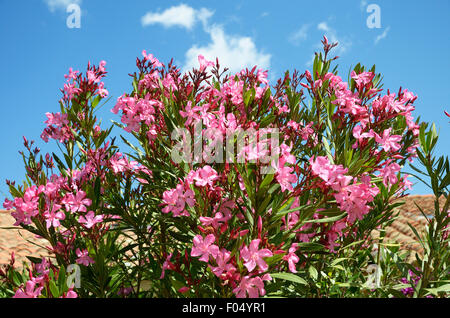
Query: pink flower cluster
309 156 380 248
13 258 77 298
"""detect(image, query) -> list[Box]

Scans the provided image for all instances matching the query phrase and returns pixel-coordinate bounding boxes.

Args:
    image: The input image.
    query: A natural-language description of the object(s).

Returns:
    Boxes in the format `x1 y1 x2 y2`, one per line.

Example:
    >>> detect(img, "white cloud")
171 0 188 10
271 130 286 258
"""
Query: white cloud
317 22 351 54
44 0 81 12
141 4 271 74
374 26 390 44
141 4 213 30
289 24 310 46
184 24 271 74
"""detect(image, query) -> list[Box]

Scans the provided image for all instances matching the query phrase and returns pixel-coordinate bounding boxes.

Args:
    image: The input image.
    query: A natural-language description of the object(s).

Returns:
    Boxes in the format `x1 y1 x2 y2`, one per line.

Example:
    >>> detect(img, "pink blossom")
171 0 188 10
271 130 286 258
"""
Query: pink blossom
62 289 78 298
209 249 235 278
62 190 92 213
76 248 95 266
160 253 174 279
233 275 270 298
187 165 219 188
191 234 219 262
351 71 374 88
13 280 43 298
273 160 297 192
161 183 195 217
198 54 214 72
43 204 65 229
240 239 273 272
78 211 104 229
282 243 299 273
64 67 79 81
98 60 107 73
373 128 402 152
379 161 401 186
309 156 352 191
142 50 163 68
179 101 202 126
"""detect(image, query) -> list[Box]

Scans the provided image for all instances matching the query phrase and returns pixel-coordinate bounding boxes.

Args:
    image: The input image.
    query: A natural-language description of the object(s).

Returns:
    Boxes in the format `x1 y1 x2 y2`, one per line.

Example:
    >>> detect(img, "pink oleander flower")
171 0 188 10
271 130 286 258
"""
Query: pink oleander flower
36 258 50 275
161 183 195 217
187 165 219 188
240 239 273 272
179 101 202 127
98 60 107 73
110 153 138 174
78 210 104 229
76 248 95 266
309 156 352 191
351 70 374 88
142 50 163 67
13 279 43 298
373 128 402 153
233 275 271 298
64 67 79 81
379 161 402 186
209 249 235 278
44 112 69 127
43 204 65 229
160 253 174 279
198 54 214 72
62 289 78 298
282 243 299 273
62 190 92 213
334 180 379 224
191 234 219 262
352 125 374 148
272 157 297 192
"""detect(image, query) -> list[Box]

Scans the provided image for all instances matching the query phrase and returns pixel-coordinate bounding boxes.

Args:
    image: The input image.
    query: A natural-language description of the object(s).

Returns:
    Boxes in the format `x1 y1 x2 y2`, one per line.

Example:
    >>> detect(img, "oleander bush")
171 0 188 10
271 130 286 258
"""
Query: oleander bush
1 37 448 298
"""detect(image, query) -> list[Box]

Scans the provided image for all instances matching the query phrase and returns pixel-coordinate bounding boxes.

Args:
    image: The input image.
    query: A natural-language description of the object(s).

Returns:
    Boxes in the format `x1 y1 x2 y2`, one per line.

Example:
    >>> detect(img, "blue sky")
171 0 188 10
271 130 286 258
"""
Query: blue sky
0 0 449 198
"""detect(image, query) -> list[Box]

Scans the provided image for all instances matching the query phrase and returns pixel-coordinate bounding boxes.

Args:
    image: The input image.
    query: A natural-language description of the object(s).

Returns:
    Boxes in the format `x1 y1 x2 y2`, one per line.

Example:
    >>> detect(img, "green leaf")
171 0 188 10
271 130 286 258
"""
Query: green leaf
309 266 318 280
425 284 450 296
270 272 307 285
304 212 347 223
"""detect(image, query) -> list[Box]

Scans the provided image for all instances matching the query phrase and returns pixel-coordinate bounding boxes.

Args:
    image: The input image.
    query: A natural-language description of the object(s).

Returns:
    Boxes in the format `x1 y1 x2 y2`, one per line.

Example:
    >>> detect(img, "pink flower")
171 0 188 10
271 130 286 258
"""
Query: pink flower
78 211 104 228
233 275 270 298
98 60 107 73
110 153 138 174
282 243 299 273
64 67 79 81
273 160 297 192
43 204 65 229
76 248 95 266
161 183 195 217
351 71 374 88
374 128 402 153
352 125 374 148
379 161 401 186
62 190 92 213
160 253 174 279
179 101 202 127
191 234 219 262
142 50 163 68
209 249 235 277
198 54 214 72
309 156 352 191
187 165 219 188
13 280 43 298
240 239 273 272
62 289 78 298
86 70 100 84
